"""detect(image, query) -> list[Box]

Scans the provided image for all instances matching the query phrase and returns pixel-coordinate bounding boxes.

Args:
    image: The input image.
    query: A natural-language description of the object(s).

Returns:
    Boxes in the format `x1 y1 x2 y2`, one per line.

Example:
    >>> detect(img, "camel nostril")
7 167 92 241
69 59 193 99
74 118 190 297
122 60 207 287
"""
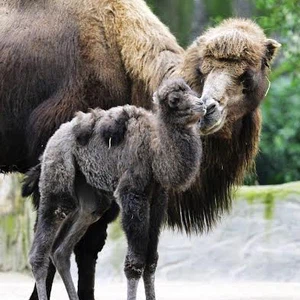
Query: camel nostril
206 103 217 114
195 100 204 107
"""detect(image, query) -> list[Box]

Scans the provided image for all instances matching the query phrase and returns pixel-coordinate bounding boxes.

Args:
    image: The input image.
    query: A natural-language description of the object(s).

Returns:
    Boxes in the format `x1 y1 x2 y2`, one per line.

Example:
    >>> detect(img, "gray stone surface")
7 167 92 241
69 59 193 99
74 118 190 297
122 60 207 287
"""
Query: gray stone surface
91 182 300 283
157 196 300 282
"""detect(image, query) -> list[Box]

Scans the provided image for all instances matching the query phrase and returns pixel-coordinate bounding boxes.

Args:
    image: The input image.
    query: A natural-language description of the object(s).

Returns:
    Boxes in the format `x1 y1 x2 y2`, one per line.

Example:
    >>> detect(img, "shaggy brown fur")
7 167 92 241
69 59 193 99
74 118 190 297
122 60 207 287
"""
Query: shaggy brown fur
181 18 280 90
0 0 280 298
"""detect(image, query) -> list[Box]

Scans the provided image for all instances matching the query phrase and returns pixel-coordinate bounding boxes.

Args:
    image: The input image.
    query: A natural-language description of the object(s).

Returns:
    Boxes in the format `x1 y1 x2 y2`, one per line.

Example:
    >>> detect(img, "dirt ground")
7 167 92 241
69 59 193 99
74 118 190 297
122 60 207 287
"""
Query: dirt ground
1 272 300 300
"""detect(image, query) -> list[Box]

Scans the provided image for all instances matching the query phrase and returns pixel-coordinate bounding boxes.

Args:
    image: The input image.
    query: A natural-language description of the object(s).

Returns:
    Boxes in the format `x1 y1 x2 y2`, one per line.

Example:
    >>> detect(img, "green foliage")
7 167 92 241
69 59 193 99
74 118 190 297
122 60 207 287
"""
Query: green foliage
256 0 300 79
254 0 300 184
204 0 232 24
257 76 300 184
147 0 194 46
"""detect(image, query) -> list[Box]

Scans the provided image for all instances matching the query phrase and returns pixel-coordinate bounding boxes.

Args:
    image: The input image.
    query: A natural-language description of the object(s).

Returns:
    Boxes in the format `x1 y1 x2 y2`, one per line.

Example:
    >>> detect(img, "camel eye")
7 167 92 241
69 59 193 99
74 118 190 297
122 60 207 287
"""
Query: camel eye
262 57 269 69
197 68 205 84
239 70 255 94
168 97 180 108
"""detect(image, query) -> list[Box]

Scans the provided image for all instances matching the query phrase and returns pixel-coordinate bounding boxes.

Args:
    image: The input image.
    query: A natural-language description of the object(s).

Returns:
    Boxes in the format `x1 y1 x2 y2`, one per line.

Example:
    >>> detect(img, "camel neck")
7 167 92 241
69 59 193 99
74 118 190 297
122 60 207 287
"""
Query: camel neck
152 115 202 192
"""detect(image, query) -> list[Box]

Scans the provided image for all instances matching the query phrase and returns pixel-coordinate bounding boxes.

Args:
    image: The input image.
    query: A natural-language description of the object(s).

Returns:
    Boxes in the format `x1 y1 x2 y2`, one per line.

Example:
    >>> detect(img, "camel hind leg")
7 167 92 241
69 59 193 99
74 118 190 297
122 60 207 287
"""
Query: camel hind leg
29 261 56 300
50 173 112 300
29 195 66 300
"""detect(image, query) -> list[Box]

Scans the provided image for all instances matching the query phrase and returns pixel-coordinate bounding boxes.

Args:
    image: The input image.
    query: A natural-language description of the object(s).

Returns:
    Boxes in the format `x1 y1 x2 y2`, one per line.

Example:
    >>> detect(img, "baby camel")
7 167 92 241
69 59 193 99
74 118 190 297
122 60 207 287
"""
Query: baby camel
28 79 206 300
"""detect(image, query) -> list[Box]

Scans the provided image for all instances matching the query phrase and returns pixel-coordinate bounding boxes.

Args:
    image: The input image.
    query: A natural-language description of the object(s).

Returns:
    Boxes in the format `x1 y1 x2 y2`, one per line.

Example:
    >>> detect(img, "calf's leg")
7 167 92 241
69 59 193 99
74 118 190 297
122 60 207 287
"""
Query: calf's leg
29 198 119 300
51 174 112 300
29 196 65 300
117 176 150 300
74 200 119 300
143 189 168 300
29 262 56 300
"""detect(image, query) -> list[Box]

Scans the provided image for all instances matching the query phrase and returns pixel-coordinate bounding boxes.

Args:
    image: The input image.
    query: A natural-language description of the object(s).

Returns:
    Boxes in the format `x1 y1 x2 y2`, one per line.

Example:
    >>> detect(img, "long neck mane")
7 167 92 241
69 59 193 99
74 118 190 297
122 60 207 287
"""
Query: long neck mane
167 109 261 233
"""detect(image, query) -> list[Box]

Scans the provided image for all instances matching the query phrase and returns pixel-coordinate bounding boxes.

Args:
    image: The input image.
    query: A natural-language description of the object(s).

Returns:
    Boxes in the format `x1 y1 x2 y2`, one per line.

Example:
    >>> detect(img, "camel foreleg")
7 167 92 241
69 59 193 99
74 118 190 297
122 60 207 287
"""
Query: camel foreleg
117 177 150 300
143 188 167 300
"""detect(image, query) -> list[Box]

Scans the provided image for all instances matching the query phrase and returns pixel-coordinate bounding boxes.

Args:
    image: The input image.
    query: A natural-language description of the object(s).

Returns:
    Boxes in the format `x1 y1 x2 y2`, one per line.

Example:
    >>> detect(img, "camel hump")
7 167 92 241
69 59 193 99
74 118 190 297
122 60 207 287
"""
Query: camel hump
99 107 131 148
73 109 104 146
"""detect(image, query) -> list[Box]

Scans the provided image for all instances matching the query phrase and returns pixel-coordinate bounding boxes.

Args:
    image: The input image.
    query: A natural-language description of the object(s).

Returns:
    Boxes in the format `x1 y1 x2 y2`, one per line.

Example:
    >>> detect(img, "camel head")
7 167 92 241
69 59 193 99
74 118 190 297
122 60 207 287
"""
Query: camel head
153 78 206 126
181 18 281 138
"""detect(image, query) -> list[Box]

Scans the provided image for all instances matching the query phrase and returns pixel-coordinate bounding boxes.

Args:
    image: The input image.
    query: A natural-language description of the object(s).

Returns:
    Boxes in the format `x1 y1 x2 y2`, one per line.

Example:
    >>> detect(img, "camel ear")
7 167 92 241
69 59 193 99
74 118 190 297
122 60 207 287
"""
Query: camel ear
265 39 281 62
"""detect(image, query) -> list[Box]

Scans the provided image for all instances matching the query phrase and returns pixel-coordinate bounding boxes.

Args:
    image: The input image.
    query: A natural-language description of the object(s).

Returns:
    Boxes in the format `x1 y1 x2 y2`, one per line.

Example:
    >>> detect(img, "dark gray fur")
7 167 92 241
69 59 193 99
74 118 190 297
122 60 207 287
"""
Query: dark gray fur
29 79 206 300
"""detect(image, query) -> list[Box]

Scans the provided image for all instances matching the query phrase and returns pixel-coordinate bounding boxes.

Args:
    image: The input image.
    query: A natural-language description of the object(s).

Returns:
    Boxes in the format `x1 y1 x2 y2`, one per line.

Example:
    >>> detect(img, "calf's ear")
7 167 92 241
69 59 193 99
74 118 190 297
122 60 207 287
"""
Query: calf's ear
152 91 159 106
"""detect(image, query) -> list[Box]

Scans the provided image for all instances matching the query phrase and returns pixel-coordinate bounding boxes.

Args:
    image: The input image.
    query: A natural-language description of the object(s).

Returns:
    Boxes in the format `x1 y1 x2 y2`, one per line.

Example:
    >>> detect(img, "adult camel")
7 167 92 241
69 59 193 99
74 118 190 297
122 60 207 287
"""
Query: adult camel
0 0 280 299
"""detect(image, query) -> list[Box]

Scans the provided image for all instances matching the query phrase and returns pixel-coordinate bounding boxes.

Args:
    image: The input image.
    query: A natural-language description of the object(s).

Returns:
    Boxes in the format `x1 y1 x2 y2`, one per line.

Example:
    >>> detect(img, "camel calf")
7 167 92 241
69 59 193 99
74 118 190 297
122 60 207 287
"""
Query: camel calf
26 79 206 300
